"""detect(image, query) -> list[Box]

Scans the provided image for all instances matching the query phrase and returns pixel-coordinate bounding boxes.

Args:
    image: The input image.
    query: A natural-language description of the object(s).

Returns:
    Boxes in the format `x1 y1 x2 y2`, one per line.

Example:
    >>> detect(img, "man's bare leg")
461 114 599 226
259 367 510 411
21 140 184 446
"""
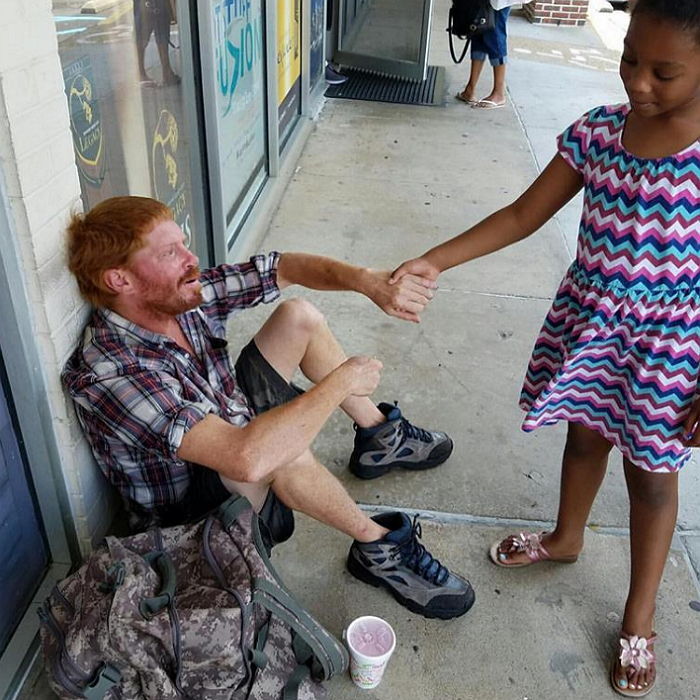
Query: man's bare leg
253 298 385 429
219 452 386 542
268 449 387 542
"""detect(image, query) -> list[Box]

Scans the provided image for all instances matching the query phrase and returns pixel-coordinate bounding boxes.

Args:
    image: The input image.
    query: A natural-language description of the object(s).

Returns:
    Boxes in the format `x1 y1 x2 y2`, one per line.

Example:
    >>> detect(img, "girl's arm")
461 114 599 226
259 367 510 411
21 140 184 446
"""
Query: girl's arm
391 154 584 282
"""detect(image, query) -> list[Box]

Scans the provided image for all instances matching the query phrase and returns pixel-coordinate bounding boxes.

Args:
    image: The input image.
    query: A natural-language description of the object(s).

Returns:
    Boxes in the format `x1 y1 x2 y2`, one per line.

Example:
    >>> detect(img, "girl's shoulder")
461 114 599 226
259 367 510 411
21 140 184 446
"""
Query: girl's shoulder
575 103 629 132
559 104 628 163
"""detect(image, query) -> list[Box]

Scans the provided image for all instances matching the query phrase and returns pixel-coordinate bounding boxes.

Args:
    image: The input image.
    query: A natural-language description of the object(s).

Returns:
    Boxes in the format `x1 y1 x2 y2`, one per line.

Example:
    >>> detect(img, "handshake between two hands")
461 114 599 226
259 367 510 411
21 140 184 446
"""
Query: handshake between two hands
369 256 442 324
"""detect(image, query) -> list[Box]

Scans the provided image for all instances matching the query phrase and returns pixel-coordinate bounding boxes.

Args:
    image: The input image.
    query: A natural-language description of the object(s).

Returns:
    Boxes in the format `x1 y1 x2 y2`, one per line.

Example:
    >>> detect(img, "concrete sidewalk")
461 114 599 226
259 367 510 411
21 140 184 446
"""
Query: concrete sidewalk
22 3 700 699
248 4 700 699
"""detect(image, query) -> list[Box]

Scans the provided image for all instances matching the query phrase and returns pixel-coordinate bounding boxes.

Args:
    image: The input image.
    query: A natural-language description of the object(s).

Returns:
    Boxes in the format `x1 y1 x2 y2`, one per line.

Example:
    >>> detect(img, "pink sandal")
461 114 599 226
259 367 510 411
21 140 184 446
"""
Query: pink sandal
610 631 657 697
488 531 578 568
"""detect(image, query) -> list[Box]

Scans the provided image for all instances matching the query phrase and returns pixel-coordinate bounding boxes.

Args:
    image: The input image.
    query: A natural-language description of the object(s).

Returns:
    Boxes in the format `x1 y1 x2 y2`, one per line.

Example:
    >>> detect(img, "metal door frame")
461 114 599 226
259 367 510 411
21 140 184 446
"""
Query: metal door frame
334 0 433 81
0 169 73 699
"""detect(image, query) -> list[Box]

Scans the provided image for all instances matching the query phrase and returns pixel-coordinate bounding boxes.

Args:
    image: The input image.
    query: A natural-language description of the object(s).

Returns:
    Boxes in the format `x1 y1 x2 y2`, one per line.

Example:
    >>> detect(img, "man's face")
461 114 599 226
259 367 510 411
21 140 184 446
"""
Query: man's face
126 218 203 316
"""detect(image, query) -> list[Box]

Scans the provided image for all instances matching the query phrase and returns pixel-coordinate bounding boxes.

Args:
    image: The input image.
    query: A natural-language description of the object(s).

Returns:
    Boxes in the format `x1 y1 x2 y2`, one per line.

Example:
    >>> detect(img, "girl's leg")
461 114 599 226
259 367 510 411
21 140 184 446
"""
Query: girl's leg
496 422 613 564
612 461 678 693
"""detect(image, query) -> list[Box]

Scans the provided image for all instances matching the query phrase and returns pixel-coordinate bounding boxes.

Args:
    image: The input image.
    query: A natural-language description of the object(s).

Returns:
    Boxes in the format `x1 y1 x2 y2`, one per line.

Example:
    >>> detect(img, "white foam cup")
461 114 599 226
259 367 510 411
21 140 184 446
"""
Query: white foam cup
344 615 396 689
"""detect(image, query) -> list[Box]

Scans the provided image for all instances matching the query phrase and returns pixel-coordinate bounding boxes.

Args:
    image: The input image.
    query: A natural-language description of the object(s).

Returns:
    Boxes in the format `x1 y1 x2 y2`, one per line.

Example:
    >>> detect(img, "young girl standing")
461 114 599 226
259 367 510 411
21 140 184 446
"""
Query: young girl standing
393 0 700 695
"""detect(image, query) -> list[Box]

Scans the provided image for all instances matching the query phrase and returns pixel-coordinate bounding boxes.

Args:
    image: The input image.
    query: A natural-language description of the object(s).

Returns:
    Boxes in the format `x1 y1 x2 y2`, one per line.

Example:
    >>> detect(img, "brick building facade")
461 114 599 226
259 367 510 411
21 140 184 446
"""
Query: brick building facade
524 0 590 26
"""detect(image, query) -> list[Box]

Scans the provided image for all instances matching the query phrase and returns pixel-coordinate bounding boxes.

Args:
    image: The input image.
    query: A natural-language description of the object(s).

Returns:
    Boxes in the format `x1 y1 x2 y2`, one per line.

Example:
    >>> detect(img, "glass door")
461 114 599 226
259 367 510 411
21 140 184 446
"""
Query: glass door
334 0 433 81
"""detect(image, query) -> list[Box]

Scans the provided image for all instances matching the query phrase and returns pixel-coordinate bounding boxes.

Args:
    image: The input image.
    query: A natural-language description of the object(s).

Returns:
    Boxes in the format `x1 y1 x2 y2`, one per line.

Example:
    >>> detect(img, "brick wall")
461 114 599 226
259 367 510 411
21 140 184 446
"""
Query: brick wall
0 0 115 554
523 0 590 25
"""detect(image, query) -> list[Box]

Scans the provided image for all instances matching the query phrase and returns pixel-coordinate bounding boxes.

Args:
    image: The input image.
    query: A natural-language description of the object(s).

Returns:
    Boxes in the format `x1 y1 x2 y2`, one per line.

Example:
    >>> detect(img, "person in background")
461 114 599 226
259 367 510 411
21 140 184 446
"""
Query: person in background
134 0 180 87
455 0 521 109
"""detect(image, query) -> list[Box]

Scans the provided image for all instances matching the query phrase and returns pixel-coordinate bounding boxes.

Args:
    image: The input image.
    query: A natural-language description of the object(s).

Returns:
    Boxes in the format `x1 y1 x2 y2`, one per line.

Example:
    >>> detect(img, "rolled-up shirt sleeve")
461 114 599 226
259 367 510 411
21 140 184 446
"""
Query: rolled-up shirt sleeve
199 252 282 330
74 368 214 461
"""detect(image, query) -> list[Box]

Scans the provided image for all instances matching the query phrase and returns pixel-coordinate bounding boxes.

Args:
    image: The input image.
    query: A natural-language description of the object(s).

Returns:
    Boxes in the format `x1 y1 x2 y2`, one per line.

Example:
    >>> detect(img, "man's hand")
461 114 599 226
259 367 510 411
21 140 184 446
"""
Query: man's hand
683 398 700 446
390 256 441 286
337 356 383 397
365 269 437 323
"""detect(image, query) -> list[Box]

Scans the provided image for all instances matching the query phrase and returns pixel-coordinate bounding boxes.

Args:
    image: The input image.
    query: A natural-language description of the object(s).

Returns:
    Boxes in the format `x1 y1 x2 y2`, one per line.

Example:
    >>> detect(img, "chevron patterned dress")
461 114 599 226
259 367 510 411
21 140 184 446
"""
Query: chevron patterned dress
520 104 700 472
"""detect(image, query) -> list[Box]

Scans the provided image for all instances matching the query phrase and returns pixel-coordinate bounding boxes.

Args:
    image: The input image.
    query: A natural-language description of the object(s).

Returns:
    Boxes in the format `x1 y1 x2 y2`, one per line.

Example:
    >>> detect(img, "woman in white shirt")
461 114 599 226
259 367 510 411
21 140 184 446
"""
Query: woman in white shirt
456 0 521 109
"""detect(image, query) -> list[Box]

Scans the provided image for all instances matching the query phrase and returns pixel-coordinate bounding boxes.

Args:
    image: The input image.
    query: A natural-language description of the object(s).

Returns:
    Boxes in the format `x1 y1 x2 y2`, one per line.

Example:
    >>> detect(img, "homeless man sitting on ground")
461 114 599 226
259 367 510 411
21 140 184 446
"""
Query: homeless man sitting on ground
61 196 474 620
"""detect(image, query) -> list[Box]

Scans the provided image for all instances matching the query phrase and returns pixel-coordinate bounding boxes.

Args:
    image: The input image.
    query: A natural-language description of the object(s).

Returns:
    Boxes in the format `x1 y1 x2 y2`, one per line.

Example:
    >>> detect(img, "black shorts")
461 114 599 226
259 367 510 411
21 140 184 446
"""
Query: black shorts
187 340 300 549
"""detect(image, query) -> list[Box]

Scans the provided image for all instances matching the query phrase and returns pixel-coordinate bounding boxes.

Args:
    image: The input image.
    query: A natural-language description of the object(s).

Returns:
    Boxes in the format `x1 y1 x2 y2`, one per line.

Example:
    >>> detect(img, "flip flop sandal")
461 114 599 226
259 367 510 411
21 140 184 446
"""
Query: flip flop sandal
489 531 579 568
610 631 657 697
455 92 477 105
472 99 505 109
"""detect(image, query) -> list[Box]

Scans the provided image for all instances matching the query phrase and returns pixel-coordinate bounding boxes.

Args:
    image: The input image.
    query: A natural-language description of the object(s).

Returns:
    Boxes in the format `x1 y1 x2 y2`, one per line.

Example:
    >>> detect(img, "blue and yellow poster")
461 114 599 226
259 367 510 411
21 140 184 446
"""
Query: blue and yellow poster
64 56 106 189
277 0 301 143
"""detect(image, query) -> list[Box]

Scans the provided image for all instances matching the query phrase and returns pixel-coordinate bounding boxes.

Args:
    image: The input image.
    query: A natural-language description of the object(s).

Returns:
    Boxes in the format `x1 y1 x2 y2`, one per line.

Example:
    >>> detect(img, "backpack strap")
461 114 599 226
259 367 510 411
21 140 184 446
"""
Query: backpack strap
82 663 122 700
282 664 311 700
252 578 348 682
248 621 270 670
215 493 252 530
139 550 177 619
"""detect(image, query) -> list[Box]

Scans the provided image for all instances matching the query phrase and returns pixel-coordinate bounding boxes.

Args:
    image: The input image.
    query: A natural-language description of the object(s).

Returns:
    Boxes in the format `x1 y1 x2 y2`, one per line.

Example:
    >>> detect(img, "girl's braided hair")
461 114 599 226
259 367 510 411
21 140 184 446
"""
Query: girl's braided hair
631 0 700 42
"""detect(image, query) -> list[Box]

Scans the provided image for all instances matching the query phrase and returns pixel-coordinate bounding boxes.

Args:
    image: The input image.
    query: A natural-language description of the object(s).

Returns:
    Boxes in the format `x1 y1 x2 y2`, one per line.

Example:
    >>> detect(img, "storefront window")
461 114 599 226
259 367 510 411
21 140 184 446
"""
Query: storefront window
53 1 201 245
209 0 268 236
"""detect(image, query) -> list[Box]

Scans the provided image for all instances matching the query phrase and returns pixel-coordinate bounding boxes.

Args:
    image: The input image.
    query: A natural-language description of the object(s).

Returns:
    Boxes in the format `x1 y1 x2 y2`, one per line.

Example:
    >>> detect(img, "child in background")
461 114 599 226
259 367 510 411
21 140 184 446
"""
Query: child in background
393 0 700 695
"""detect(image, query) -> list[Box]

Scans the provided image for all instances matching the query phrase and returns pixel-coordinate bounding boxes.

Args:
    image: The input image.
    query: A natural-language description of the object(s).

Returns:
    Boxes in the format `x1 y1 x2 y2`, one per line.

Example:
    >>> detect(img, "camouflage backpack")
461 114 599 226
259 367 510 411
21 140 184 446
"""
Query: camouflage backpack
38 495 348 699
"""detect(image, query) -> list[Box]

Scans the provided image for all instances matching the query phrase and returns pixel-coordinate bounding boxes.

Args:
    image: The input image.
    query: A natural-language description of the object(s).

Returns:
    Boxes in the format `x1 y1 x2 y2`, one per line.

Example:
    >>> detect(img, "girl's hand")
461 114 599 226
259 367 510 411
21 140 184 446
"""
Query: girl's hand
390 257 441 285
364 270 436 323
682 398 700 446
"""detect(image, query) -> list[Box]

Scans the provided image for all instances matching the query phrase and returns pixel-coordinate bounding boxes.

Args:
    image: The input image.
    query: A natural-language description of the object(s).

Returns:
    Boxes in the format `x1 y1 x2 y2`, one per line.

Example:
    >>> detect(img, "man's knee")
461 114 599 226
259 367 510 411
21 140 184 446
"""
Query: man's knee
275 448 318 476
276 298 326 334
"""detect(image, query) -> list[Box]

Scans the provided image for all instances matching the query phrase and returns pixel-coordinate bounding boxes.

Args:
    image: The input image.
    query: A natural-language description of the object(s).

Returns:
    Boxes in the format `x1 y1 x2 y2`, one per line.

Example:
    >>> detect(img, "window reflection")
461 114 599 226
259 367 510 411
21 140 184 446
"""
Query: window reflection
53 0 197 243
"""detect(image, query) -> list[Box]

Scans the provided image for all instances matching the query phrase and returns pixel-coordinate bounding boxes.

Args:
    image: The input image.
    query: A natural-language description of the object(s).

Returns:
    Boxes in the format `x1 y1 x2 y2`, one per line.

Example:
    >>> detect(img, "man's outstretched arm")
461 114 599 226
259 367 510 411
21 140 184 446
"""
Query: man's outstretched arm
276 252 437 323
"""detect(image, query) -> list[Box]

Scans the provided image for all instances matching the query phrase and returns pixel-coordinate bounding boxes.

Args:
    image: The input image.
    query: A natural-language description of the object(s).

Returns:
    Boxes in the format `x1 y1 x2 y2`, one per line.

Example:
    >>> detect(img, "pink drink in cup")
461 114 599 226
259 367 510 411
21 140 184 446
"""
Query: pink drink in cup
344 616 396 689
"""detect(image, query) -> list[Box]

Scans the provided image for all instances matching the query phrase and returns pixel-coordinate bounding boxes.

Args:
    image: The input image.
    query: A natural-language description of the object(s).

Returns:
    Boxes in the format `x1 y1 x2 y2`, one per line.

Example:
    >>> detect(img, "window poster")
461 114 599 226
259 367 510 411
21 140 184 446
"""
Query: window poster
151 109 192 240
277 0 301 144
212 0 267 222
63 57 107 196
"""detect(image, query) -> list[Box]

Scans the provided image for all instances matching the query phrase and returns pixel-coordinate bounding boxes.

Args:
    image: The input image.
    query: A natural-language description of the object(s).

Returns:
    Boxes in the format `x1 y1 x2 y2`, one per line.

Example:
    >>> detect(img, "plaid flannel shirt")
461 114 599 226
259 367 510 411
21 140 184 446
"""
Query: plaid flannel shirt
62 253 281 529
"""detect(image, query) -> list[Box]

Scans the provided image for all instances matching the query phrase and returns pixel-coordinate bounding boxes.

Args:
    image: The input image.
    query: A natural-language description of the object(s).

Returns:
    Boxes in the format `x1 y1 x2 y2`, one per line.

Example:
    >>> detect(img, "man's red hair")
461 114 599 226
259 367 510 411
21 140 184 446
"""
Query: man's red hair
66 196 172 307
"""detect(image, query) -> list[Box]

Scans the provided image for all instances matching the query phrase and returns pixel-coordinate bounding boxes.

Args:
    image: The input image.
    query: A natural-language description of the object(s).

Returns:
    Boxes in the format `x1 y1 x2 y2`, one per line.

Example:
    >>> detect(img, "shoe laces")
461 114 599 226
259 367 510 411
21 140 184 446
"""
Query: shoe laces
400 417 433 443
391 515 449 585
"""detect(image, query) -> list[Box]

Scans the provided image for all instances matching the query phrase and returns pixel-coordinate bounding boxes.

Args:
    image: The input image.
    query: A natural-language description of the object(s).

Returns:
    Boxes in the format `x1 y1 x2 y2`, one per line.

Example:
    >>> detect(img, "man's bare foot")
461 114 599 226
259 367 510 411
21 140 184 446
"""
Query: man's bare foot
611 631 656 696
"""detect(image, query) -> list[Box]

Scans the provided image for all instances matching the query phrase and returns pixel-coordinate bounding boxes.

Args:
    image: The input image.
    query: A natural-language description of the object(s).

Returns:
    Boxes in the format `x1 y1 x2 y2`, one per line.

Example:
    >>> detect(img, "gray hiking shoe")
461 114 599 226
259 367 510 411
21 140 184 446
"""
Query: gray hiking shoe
347 512 475 619
348 402 453 480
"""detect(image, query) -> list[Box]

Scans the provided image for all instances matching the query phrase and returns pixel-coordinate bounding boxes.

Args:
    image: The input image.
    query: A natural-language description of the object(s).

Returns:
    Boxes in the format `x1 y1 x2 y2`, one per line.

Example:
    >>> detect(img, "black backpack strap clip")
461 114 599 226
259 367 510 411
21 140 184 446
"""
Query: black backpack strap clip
83 663 122 700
